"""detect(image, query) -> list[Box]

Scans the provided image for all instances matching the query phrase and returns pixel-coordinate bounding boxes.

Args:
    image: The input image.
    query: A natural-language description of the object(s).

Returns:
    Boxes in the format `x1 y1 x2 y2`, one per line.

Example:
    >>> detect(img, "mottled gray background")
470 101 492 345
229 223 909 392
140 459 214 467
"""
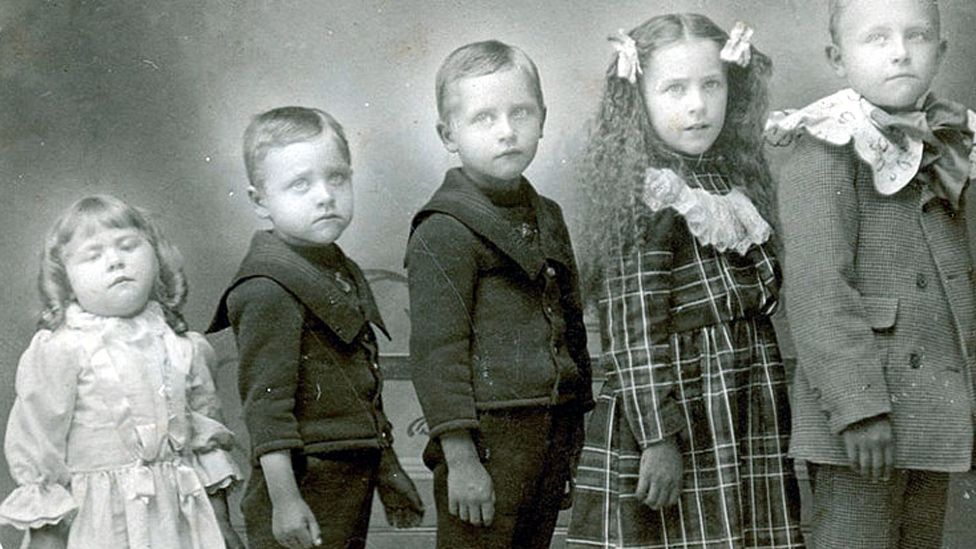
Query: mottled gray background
3 1 976 547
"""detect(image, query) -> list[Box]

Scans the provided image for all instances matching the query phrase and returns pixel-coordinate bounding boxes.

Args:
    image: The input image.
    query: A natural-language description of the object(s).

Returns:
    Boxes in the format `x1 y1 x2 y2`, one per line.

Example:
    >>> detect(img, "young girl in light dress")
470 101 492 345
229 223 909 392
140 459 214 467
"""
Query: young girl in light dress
0 195 243 548
566 13 804 548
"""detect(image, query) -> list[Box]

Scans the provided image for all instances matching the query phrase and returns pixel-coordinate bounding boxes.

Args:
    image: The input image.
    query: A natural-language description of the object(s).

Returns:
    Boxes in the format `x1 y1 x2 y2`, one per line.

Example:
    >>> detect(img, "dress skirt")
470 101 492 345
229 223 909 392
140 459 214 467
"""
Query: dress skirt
567 318 804 548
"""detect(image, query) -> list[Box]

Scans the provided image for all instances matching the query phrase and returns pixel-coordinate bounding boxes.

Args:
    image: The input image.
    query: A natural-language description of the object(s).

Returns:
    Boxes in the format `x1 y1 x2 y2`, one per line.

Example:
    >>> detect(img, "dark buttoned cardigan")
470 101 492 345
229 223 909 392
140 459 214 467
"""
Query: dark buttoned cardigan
209 231 393 462
406 168 593 439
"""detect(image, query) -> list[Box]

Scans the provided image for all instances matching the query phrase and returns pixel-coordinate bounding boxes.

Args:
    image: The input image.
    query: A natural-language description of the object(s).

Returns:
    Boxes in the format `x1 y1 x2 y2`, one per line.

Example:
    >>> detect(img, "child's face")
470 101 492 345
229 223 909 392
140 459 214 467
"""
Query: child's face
641 39 728 156
250 133 354 248
437 68 545 189
827 0 946 111
63 226 158 318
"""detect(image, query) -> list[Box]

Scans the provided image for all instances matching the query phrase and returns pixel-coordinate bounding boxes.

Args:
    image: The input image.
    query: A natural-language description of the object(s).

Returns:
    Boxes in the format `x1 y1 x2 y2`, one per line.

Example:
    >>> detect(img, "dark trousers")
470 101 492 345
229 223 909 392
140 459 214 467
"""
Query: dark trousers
242 449 380 549
427 405 583 549
808 463 949 549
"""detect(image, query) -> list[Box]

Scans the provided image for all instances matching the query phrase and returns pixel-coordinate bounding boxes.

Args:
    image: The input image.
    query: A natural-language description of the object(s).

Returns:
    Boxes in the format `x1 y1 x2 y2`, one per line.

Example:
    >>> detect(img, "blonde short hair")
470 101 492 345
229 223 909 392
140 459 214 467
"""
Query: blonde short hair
435 40 544 123
829 0 941 43
243 106 350 189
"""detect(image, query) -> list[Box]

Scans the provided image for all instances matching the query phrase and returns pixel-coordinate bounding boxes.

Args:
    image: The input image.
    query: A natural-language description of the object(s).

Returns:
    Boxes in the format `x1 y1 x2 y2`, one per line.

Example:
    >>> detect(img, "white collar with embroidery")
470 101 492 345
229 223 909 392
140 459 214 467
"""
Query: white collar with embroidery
642 167 771 256
64 300 169 336
766 88 976 197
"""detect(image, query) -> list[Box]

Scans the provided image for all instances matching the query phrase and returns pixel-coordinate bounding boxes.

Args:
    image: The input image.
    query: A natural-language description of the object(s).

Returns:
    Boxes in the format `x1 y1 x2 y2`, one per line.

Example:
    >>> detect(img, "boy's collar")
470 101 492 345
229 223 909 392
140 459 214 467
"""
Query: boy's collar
766 88 975 208
411 168 575 278
209 231 388 343
468 174 533 207
279 237 344 270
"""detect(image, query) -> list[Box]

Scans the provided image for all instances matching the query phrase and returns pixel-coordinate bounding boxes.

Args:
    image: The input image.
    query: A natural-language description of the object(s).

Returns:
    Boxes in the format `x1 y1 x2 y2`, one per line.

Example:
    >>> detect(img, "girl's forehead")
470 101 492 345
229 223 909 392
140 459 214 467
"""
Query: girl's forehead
646 39 724 77
63 221 145 250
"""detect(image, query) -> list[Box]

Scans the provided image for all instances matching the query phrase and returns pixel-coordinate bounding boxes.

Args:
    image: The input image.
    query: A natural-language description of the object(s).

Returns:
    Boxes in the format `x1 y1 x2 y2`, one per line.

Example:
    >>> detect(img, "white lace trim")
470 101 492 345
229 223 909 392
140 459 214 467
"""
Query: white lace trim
642 167 771 256
766 88 976 196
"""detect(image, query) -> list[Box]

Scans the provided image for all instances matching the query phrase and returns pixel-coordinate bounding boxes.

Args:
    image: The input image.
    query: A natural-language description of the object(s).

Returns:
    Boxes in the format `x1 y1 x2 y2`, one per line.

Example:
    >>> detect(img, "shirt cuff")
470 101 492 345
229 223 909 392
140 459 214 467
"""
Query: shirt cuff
635 399 687 450
428 418 481 440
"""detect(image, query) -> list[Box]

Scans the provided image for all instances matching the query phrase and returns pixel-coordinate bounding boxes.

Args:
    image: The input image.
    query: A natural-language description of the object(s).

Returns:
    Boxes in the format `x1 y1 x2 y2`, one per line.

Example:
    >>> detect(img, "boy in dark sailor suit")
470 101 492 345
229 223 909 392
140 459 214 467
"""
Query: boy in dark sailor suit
406 40 593 549
209 106 423 549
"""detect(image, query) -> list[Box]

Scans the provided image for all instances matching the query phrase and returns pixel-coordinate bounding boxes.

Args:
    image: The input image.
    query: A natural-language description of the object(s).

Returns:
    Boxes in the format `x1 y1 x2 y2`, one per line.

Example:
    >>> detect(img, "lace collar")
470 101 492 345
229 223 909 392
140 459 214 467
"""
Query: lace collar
642 167 771 255
766 88 976 197
64 301 169 337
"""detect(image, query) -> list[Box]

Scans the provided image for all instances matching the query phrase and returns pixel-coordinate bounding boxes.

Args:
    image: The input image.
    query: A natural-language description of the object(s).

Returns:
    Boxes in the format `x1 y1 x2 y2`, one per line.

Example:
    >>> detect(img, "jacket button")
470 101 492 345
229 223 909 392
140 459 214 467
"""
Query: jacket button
545 266 556 277
916 273 928 289
909 352 922 369
545 305 554 315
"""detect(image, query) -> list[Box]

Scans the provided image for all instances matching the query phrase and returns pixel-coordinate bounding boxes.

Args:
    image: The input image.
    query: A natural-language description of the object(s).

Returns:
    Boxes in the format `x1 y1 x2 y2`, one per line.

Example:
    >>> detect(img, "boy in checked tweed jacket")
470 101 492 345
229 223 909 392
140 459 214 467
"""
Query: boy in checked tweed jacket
770 0 976 547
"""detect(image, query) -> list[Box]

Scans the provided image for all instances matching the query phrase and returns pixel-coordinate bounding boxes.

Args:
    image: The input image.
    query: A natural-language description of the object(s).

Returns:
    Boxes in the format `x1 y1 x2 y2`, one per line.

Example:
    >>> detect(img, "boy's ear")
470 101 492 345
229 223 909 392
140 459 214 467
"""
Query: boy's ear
247 185 271 220
436 119 459 153
825 44 847 78
539 106 548 139
937 38 948 67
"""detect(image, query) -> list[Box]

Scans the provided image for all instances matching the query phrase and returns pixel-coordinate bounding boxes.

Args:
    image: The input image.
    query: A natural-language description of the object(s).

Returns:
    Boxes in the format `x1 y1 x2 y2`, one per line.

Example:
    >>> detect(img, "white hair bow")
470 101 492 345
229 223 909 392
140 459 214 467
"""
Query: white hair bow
609 29 641 84
720 22 754 67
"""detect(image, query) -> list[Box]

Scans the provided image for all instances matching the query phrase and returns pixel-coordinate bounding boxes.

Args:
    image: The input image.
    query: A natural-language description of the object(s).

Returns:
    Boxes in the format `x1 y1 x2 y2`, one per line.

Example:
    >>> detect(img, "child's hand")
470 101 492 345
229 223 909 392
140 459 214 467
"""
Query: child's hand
208 490 245 549
447 456 496 527
271 494 322 549
27 523 68 549
377 449 425 528
636 436 683 509
842 414 894 482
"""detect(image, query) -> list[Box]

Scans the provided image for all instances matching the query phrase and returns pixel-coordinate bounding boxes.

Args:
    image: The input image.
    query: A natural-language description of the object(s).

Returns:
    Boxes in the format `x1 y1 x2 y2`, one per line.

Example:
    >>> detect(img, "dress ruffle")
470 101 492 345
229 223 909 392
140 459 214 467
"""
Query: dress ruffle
642 166 771 255
188 445 242 493
0 483 77 530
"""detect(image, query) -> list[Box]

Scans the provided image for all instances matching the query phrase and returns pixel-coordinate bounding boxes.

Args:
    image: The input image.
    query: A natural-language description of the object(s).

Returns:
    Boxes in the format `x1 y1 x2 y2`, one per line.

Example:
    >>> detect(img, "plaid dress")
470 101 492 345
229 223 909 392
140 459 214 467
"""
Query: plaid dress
567 159 804 548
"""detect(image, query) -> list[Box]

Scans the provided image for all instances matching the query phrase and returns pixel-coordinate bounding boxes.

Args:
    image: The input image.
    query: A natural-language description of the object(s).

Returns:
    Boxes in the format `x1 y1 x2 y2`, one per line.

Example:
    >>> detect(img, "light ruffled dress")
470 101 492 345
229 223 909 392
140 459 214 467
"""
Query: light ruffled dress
0 302 241 548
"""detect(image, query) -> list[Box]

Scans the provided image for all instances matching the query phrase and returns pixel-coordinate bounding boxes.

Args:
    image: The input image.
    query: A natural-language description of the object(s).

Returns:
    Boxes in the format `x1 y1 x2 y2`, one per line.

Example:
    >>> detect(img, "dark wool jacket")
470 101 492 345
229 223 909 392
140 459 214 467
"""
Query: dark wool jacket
209 231 393 461
406 168 593 439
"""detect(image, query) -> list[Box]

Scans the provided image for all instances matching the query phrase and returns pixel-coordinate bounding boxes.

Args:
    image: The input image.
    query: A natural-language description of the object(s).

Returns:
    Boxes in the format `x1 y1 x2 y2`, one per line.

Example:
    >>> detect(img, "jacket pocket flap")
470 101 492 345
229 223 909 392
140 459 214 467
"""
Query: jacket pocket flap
862 296 899 331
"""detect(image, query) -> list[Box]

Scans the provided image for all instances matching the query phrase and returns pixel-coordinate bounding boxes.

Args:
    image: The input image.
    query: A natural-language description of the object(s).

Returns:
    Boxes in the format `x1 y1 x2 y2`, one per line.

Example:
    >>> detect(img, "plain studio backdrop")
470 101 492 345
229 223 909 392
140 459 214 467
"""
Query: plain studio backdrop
2 1 976 547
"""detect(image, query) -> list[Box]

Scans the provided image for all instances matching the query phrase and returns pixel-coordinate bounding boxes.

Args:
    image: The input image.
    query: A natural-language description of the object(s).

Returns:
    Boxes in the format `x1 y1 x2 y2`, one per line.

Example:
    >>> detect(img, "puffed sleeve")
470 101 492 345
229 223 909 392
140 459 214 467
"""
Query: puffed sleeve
183 332 242 493
599 207 685 448
0 330 81 530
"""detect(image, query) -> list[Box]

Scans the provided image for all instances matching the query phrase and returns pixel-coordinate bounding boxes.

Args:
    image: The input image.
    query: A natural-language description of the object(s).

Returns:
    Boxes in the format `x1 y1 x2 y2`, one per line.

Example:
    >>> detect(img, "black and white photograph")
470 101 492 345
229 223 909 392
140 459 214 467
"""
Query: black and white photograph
2 1 976 547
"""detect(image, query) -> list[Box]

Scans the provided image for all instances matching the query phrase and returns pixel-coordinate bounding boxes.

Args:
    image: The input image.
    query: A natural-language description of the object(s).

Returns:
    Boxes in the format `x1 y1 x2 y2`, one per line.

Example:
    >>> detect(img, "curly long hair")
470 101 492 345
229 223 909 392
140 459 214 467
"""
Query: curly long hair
38 195 189 333
576 13 774 299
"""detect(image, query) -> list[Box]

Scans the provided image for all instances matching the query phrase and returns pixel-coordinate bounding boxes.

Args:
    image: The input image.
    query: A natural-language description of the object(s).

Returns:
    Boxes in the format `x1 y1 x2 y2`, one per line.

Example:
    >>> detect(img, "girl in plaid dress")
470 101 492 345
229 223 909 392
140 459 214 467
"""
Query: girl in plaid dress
566 13 804 549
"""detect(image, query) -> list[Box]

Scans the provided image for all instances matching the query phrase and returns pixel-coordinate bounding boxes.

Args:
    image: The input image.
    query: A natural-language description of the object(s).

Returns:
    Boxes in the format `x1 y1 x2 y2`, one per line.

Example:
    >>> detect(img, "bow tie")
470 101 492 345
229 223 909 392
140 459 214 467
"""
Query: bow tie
869 93 973 210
